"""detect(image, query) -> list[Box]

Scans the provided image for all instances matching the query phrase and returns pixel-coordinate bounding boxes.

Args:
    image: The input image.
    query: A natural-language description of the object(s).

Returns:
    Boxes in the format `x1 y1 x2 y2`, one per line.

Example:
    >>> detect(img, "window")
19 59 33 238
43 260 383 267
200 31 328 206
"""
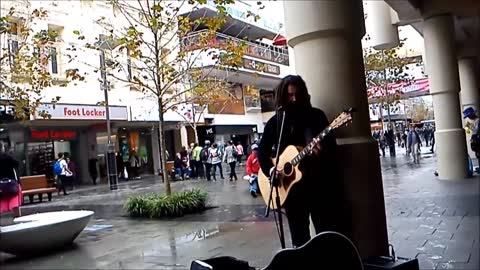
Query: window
49 47 58 74
126 48 132 81
47 24 63 75
7 39 19 67
7 21 20 67
260 89 275 112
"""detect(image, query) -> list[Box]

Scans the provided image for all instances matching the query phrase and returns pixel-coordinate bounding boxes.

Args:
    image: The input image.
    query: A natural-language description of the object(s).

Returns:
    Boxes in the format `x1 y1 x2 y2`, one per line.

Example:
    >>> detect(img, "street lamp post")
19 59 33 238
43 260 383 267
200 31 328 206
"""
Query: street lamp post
98 35 120 191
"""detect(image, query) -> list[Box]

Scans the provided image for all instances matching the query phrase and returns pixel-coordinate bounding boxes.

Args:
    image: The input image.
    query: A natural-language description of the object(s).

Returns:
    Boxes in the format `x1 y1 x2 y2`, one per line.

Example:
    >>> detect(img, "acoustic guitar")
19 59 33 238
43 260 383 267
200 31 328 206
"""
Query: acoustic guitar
258 109 354 209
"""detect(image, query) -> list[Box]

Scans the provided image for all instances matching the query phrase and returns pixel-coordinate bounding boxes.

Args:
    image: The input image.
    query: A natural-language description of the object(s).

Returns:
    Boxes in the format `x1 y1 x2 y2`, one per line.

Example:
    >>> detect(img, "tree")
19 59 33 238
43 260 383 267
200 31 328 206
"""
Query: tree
77 0 258 195
364 39 415 126
406 98 432 123
0 4 83 121
173 76 234 144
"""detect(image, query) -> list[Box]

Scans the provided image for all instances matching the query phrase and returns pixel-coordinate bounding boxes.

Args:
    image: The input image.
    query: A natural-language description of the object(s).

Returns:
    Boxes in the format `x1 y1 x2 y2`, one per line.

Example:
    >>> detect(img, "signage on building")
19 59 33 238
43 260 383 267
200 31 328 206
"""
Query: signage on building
35 104 128 120
0 101 16 122
205 127 214 135
242 58 280 75
31 130 77 140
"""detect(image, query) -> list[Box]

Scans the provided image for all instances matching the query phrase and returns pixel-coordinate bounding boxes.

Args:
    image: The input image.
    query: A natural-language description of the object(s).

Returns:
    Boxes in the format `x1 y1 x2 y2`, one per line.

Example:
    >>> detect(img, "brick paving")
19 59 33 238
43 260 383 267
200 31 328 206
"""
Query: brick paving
1 147 478 269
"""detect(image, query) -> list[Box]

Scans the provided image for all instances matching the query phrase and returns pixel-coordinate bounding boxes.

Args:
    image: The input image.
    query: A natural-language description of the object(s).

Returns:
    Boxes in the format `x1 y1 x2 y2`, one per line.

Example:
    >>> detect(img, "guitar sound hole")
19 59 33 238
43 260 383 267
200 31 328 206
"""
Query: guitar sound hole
283 162 293 177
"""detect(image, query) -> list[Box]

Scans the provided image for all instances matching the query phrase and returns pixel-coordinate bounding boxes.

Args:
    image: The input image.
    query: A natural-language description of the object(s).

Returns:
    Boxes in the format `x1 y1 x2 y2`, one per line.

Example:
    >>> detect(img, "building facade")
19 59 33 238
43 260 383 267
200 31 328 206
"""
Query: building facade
179 0 291 149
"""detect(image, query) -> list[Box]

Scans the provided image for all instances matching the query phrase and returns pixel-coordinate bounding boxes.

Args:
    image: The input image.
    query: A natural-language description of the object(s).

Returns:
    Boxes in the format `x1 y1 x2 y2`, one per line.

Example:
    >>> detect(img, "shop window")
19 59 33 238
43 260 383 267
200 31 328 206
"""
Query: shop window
260 89 275 112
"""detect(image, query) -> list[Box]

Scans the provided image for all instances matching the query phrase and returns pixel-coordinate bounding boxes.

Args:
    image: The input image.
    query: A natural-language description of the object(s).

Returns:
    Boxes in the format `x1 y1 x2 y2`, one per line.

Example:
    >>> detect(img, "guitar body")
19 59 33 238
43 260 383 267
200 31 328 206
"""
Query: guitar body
258 145 303 209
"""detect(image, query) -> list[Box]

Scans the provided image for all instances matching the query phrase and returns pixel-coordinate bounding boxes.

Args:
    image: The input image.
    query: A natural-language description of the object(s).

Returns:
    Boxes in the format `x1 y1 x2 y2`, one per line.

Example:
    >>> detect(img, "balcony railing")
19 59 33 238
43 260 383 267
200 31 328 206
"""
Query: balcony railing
181 30 289 65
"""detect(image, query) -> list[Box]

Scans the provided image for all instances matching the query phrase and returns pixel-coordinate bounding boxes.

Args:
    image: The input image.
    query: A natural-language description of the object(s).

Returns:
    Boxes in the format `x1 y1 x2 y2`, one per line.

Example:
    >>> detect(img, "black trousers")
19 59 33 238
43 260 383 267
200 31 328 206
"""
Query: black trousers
229 161 237 180
283 180 350 248
190 160 197 178
211 163 223 179
196 161 204 178
58 175 68 195
204 163 212 181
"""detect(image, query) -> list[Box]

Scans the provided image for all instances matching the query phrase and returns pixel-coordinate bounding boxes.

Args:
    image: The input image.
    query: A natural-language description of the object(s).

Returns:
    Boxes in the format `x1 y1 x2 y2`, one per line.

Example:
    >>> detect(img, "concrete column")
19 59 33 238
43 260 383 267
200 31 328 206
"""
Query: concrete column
365 1 400 50
284 0 388 258
151 127 161 175
459 57 480 158
459 57 480 112
422 47 428 75
423 15 469 179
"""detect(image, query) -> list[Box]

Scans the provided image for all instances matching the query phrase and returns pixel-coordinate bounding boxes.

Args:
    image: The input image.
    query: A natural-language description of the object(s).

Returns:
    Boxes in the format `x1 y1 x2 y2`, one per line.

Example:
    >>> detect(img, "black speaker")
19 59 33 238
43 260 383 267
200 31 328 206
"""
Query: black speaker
363 256 420 270
190 256 254 270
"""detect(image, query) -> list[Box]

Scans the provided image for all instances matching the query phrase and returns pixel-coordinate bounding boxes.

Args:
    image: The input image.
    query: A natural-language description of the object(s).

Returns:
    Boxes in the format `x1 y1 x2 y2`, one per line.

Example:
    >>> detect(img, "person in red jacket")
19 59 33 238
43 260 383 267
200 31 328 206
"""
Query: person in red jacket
246 144 260 197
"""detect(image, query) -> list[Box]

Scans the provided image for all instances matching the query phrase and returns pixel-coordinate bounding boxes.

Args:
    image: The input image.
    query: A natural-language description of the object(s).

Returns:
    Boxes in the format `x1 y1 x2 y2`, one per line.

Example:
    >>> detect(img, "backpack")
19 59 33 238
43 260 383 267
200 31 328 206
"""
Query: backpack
471 134 480 153
200 148 209 162
53 160 62 175
232 146 238 157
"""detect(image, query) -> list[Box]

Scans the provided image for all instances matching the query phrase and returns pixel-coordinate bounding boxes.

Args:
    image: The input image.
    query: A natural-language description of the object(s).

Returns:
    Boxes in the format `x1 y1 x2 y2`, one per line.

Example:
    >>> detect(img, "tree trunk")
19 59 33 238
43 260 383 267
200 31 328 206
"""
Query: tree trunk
157 96 171 195
193 123 199 144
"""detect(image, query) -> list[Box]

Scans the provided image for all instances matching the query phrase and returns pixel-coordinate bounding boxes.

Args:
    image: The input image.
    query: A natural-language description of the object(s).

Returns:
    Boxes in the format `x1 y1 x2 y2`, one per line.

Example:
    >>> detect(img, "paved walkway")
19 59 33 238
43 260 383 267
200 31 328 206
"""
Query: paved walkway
1 147 479 269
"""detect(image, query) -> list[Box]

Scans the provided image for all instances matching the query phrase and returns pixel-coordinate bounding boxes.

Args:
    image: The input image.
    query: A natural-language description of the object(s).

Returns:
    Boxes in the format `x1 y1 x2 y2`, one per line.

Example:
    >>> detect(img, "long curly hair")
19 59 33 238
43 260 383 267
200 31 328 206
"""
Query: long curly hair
274 75 311 110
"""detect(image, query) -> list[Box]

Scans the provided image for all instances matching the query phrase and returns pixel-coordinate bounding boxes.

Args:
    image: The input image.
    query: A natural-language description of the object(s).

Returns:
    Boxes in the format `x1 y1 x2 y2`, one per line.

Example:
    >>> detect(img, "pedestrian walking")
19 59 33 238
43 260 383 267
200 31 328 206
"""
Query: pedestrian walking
224 140 238 181
0 146 22 218
407 125 422 164
209 143 224 181
236 142 244 165
53 153 70 196
201 140 212 181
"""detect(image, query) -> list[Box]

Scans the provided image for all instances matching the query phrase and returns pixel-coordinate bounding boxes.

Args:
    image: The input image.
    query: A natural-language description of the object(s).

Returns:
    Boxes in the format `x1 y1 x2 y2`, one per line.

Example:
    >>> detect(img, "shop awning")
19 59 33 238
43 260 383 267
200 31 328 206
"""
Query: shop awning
273 35 287 46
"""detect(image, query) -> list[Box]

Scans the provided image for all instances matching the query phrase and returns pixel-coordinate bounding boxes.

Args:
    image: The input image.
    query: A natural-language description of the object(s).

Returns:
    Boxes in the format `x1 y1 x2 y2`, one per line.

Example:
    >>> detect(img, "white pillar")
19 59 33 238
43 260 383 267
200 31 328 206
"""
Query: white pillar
459 57 480 111
459 57 480 158
365 1 400 50
422 47 428 75
284 0 388 258
424 15 469 179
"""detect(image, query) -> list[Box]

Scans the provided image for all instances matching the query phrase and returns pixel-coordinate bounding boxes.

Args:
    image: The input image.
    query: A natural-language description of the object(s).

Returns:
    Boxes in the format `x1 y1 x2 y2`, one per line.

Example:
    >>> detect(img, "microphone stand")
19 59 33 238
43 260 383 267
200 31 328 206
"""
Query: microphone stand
264 108 286 249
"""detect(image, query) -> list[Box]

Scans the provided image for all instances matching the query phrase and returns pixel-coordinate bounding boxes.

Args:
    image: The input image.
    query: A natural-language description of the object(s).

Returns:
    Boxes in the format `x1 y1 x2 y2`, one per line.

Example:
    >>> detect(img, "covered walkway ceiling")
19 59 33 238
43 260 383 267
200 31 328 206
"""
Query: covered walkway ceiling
386 0 480 61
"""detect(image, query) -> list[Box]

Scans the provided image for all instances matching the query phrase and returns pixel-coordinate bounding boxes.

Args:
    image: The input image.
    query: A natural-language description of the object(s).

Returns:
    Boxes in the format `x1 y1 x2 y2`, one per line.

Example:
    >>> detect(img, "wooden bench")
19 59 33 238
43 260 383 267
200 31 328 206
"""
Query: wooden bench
20 175 57 204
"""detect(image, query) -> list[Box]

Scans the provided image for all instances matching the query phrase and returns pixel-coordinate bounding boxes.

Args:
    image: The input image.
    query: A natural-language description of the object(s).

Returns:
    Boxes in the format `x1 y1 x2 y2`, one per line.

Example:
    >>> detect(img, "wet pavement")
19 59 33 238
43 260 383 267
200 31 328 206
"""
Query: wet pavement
1 147 479 269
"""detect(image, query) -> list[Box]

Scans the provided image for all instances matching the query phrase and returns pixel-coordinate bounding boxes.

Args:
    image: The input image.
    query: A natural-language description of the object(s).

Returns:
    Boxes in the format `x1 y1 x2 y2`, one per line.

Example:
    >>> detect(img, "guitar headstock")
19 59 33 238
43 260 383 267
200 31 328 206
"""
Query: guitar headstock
329 107 355 130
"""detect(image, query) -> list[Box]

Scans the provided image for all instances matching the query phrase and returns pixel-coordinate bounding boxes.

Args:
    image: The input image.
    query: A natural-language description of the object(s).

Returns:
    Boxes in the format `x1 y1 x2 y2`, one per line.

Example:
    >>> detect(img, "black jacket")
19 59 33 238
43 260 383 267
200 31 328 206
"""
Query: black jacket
0 153 19 179
258 107 339 186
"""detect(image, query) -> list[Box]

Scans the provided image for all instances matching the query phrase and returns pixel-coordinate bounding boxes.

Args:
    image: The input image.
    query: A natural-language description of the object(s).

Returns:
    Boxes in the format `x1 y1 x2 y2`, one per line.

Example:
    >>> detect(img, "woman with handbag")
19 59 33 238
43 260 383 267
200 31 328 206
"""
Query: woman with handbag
0 148 22 217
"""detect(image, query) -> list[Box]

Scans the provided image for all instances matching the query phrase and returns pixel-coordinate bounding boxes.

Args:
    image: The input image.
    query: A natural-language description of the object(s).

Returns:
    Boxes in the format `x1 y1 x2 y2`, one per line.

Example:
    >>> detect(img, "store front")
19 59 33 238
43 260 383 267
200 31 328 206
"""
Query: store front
17 103 131 184
113 127 154 176
196 124 258 150
27 129 80 179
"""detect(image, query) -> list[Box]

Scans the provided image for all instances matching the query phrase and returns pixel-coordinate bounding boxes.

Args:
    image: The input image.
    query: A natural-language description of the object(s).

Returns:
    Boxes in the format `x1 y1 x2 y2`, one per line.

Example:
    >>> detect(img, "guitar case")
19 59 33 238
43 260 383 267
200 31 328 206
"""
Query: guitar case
263 231 364 270
190 232 363 270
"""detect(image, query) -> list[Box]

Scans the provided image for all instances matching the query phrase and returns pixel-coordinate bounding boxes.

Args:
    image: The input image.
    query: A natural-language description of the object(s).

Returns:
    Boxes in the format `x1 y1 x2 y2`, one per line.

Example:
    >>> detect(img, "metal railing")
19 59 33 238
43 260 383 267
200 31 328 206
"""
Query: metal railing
181 30 289 65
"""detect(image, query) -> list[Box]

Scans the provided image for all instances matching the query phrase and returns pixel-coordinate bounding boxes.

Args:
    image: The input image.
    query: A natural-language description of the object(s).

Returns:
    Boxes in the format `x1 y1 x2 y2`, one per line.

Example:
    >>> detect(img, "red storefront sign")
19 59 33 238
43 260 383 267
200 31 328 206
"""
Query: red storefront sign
367 78 430 99
31 130 77 140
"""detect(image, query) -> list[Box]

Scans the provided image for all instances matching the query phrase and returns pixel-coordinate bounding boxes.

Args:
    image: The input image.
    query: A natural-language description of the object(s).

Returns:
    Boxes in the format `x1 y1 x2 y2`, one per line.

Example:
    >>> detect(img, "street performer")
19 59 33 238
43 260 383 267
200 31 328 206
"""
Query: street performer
257 75 350 248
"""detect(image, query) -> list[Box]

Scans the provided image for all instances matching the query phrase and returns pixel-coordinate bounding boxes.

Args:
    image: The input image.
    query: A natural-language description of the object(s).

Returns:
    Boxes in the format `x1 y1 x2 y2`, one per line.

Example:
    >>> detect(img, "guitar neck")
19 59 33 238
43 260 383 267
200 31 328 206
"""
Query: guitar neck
291 126 332 167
